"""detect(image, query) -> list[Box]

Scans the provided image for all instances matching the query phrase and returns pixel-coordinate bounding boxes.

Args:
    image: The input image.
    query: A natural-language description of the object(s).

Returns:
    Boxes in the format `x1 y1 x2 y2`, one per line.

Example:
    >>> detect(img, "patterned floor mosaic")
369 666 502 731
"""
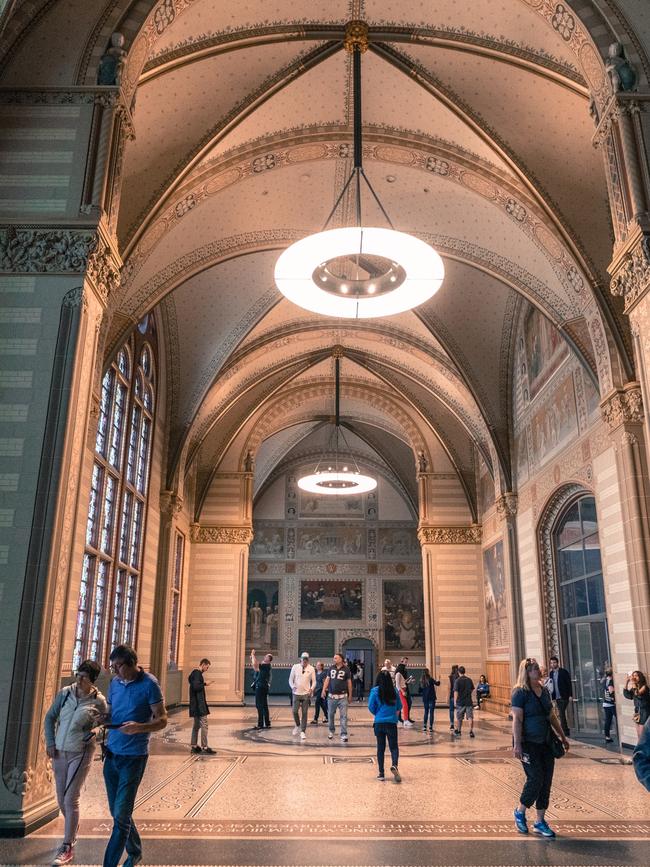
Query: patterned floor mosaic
3 705 648 864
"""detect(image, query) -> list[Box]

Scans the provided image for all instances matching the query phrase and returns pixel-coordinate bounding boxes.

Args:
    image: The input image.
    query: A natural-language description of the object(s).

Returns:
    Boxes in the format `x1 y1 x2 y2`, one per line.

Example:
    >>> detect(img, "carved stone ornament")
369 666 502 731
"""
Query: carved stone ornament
159 490 183 517
610 232 650 312
3 765 33 797
190 525 254 544
86 235 121 303
417 525 482 545
61 286 88 311
601 385 644 431
496 492 519 521
344 20 369 53
0 228 96 272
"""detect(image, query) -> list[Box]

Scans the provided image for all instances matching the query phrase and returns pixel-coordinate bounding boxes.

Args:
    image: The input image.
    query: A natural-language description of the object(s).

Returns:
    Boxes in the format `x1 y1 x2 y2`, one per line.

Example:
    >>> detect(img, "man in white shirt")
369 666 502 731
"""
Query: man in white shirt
288 652 315 740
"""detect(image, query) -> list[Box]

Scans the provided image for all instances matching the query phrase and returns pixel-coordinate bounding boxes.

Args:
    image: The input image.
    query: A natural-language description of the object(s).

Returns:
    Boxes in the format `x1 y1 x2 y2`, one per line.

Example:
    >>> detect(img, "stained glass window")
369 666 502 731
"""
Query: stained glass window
72 318 157 670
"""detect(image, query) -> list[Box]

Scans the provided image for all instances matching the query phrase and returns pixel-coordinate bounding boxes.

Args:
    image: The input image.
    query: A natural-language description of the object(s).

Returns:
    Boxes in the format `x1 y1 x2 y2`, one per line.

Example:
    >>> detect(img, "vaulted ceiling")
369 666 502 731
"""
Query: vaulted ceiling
2 0 642 519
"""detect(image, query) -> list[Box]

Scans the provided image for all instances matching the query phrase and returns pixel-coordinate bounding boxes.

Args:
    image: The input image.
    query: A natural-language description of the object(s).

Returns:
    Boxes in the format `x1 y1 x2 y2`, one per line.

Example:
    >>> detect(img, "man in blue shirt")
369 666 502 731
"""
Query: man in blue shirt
103 644 167 867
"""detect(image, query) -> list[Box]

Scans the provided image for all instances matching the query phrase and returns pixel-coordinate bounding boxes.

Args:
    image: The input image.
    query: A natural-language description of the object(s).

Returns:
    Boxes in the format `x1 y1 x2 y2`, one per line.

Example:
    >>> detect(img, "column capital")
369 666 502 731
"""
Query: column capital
600 383 644 432
418 525 482 545
190 524 253 544
609 224 650 313
496 492 518 521
159 490 183 518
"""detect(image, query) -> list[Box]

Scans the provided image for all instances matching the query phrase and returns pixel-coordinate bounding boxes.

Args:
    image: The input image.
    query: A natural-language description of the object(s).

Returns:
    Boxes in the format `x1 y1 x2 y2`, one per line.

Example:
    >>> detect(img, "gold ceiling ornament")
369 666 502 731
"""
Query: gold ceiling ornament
344 20 370 54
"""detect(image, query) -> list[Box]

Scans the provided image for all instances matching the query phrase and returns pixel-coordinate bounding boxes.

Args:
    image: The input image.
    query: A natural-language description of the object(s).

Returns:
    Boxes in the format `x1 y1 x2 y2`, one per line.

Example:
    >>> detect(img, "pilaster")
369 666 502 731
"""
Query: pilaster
495 492 525 678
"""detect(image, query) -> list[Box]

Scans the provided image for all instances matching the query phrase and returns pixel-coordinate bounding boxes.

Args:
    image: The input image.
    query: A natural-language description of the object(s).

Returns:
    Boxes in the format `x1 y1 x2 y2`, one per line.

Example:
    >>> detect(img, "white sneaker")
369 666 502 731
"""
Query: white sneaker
52 844 74 866
403 720 414 728
340 734 348 742
328 732 334 739
292 726 300 735
300 731 307 740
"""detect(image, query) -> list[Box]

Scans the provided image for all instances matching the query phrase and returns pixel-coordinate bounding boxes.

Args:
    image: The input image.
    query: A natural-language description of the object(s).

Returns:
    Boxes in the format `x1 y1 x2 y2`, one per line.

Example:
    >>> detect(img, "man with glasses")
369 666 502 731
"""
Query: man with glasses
102 644 167 867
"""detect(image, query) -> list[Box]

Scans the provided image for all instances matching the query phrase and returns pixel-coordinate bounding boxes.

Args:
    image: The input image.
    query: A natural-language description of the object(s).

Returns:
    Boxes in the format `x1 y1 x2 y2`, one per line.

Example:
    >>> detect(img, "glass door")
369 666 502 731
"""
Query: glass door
566 619 610 733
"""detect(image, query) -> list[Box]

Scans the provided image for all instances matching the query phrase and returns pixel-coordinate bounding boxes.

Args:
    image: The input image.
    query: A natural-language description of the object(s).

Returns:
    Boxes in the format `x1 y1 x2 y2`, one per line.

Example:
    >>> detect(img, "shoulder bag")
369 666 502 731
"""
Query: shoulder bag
533 689 566 759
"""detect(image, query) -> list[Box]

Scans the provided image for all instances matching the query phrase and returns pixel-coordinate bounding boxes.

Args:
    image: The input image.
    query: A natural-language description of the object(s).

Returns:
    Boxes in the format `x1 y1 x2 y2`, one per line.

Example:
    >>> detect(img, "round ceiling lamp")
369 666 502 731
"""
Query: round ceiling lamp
274 21 445 319
297 353 377 496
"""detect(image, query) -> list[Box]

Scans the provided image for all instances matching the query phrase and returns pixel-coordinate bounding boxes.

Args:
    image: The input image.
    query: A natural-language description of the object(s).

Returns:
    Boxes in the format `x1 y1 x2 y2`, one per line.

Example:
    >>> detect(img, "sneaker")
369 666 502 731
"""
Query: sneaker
605 737 613 743
428 728 433 732
449 724 454 730
203 747 216 754
52 844 74 866
422 727 427 732
376 773 385 781
403 720 414 728
191 746 202 754
454 729 461 736
292 726 300 735
300 731 307 740
310 720 318 725
328 732 334 739
469 730 475 738
390 765 402 783
514 808 528 834
340 734 348 742
533 820 556 838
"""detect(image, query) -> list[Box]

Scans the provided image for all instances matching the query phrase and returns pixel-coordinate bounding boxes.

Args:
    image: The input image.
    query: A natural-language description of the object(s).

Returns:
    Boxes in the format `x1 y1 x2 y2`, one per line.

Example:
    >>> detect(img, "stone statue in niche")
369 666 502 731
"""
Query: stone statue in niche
98 33 127 86
244 450 254 472
417 451 428 472
605 42 638 93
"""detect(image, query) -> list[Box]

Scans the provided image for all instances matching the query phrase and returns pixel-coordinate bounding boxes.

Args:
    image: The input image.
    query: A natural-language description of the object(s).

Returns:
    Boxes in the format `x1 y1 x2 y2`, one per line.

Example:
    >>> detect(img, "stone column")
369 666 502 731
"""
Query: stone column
0 226 117 834
600 386 650 673
495 492 525 677
149 491 184 690
417 525 483 695
186 525 253 705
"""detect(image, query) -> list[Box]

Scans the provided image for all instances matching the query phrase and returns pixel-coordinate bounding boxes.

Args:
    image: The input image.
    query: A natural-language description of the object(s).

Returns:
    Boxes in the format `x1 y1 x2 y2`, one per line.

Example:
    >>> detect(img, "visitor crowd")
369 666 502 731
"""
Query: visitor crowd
42 643 650 866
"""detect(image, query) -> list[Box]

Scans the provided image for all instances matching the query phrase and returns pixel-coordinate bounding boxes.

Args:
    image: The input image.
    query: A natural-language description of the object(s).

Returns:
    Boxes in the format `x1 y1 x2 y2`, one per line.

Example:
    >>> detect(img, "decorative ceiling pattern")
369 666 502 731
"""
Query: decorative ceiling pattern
0 0 640 516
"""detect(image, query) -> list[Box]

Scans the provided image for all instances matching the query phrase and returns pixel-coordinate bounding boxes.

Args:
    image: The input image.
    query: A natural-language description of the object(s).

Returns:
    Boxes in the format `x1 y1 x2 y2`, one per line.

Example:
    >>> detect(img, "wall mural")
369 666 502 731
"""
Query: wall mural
383 580 425 651
299 490 365 519
477 455 494 517
251 526 285 557
296 527 366 557
483 541 509 653
524 306 569 399
247 580 279 651
515 430 529 485
377 528 419 558
300 580 362 620
530 372 578 466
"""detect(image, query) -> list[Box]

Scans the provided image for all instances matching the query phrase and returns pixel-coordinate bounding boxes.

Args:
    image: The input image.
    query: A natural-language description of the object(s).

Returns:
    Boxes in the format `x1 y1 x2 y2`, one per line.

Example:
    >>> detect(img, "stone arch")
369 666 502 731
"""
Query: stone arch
536 482 594 658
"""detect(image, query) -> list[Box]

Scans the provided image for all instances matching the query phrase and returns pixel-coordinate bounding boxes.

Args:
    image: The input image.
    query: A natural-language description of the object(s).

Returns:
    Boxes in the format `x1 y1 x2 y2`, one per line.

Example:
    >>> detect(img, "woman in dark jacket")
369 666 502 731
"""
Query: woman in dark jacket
188 658 215 754
624 670 650 740
420 669 440 733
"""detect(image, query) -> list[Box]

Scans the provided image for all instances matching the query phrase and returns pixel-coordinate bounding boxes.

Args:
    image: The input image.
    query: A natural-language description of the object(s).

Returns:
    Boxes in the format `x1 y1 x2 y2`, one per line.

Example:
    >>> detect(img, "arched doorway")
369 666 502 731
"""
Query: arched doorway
553 495 610 734
341 637 376 701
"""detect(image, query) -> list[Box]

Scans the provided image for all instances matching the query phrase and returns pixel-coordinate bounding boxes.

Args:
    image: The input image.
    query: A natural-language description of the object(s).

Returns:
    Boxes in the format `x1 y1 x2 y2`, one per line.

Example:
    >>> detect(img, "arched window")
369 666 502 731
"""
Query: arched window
73 318 157 669
553 495 610 734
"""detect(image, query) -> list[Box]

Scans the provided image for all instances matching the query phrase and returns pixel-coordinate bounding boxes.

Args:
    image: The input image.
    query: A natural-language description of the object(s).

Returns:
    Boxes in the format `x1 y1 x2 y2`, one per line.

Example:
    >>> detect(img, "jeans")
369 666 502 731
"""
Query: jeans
292 694 310 732
102 752 148 867
256 688 270 727
423 699 435 729
53 747 95 845
604 705 616 738
354 679 364 701
190 715 208 748
374 722 399 775
328 695 348 736
519 741 555 810
555 698 570 735
449 697 455 726
313 694 328 721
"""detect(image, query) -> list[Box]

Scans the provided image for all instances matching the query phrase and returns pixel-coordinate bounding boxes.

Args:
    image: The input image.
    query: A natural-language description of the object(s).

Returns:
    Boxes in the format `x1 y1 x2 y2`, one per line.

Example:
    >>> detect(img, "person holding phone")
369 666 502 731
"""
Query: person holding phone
102 644 167 867
188 658 215 754
624 670 650 740
45 660 107 866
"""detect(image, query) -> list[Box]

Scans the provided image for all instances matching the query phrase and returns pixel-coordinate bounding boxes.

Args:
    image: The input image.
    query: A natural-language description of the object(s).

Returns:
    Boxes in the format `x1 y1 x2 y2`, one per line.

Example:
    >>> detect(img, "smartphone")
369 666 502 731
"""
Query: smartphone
103 723 124 729
521 752 530 764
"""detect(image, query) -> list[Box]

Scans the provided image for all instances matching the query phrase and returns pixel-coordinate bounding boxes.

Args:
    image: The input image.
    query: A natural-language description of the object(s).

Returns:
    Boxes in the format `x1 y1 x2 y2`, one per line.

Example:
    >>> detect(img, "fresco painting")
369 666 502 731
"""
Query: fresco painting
524 306 569 399
300 580 362 620
483 542 509 652
297 527 365 557
530 373 578 466
246 580 279 650
383 580 425 651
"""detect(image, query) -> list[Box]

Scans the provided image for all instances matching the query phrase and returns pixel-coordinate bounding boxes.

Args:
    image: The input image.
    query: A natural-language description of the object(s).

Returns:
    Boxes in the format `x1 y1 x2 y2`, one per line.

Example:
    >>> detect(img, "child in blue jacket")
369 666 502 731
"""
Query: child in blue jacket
369 670 402 782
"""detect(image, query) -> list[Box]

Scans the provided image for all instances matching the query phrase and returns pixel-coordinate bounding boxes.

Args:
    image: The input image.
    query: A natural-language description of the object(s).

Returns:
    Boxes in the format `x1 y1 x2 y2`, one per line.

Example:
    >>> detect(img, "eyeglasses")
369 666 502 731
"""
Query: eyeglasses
110 660 127 672
75 671 90 679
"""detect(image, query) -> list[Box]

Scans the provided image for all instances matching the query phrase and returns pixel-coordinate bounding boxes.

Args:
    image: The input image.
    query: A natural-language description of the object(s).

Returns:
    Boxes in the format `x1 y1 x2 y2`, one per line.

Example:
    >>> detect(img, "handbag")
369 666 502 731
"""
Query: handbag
533 689 566 759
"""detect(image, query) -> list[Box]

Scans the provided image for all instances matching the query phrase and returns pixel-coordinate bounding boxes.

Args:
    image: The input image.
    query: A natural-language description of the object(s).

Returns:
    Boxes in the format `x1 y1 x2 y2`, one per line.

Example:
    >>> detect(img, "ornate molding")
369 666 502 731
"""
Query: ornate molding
159 490 183 518
190 524 253 544
610 229 650 312
600 384 644 431
496 492 519 521
0 227 121 304
3 765 33 797
418 525 482 545
61 286 88 311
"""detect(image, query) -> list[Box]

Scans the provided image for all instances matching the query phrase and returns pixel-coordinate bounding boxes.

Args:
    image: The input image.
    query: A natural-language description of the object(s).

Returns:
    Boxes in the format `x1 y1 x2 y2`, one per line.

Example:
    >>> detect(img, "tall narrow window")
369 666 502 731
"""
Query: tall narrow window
168 532 184 669
73 318 157 670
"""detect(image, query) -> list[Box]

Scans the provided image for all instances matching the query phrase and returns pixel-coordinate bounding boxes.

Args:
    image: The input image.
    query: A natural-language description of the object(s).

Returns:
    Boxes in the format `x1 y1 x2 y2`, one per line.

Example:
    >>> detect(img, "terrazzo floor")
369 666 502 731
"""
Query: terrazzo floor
2 703 649 866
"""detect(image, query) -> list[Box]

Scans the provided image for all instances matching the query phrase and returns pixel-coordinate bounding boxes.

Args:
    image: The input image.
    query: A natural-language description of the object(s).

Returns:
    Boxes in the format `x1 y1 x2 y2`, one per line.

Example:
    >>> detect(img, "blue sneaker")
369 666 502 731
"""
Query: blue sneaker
514 808 528 834
533 820 556 838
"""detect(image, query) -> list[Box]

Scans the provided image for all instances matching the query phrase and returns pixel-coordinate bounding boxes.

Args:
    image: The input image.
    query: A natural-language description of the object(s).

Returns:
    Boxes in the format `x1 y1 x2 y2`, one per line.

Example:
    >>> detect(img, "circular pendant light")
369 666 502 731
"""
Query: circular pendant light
275 226 444 318
297 353 377 495
274 21 445 319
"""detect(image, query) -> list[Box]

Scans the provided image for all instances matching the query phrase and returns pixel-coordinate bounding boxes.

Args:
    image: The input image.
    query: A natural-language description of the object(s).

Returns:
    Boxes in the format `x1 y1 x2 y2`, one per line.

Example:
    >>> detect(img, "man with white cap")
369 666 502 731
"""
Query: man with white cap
288 651 315 740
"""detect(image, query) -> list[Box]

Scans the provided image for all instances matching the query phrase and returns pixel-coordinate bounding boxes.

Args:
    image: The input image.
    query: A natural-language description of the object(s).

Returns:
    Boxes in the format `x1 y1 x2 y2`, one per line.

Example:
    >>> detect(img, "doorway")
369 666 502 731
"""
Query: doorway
341 638 376 699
